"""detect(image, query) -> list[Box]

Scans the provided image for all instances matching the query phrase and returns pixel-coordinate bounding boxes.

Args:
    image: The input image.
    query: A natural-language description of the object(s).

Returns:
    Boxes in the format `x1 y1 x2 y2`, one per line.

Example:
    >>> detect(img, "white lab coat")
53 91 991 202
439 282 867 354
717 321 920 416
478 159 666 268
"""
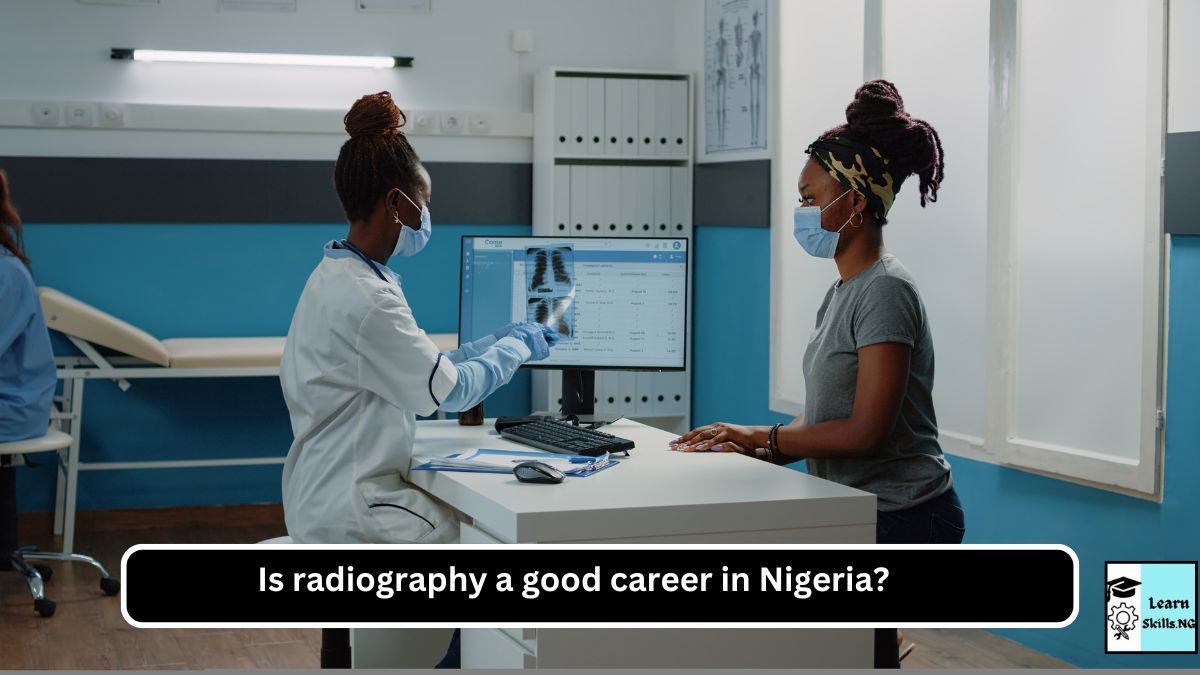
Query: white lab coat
280 246 461 544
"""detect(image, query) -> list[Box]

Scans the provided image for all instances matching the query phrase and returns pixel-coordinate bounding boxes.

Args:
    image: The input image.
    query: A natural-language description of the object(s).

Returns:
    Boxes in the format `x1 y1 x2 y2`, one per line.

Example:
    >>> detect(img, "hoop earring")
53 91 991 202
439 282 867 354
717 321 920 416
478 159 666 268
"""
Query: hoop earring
853 212 864 228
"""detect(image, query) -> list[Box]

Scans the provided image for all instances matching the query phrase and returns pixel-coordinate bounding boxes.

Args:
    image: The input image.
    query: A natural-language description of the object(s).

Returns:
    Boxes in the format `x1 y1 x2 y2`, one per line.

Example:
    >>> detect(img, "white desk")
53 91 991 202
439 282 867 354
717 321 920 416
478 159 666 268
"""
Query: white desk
352 419 876 669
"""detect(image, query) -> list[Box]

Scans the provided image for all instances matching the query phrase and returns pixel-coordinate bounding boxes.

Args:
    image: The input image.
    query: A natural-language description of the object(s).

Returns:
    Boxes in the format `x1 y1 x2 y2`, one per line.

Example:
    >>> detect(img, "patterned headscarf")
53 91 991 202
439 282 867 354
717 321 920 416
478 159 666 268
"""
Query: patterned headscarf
805 137 903 224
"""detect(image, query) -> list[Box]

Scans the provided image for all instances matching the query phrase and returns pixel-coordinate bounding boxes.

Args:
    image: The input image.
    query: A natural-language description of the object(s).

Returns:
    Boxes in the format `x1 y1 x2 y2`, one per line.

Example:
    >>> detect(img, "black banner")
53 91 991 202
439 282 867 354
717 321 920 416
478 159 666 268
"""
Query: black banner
123 545 1076 626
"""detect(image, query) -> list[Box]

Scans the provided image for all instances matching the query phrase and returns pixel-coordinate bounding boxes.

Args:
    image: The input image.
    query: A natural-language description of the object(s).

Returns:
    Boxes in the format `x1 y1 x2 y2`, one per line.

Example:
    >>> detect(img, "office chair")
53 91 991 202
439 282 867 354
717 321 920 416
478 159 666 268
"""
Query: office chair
0 429 120 617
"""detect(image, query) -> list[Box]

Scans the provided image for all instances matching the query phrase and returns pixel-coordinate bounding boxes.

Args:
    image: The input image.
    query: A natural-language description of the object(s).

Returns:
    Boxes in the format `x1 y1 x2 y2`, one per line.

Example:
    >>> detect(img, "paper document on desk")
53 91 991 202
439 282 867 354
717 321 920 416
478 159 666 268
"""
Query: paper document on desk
412 448 617 477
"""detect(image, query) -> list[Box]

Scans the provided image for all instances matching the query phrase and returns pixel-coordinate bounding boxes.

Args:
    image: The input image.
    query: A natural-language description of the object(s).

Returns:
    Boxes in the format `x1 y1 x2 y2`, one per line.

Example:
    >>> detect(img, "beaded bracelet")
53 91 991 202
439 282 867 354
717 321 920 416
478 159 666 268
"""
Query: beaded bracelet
768 423 783 463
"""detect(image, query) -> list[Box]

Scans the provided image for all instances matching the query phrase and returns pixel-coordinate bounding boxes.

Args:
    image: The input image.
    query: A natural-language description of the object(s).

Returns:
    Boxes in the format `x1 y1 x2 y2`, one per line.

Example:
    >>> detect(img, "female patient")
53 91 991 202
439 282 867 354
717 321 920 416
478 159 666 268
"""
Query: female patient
672 80 962 667
0 170 55 443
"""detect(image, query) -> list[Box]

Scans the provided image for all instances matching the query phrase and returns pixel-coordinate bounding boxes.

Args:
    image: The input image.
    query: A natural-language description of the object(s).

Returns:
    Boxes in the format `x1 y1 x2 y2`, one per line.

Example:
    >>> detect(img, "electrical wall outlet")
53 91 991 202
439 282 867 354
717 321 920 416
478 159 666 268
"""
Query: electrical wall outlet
64 103 94 127
98 103 125 128
439 112 464 134
31 102 60 126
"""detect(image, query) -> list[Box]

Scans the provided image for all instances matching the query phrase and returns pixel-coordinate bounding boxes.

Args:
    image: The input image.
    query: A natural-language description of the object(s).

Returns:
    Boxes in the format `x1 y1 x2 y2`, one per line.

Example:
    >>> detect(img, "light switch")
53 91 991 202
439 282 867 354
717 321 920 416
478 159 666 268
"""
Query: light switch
511 30 534 53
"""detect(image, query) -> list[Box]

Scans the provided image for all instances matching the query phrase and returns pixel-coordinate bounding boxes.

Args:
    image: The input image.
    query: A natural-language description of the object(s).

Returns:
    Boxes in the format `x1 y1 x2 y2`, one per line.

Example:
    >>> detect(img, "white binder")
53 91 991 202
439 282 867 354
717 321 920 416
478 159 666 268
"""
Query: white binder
620 166 638 235
587 77 605 155
569 77 589 154
617 372 635 414
636 371 656 416
669 79 690 158
637 166 655 236
651 371 670 416
604 79 622 156
570 165 588 235
555 165 571 235
587 164 606 236
554 76 572 154
665 371 688 416
546 369 562 414
621 79 639 155
655 80 673 157
637 79 657 156
671 166 690 237
653 167 672 237
603 166 621 234
593 371 610 414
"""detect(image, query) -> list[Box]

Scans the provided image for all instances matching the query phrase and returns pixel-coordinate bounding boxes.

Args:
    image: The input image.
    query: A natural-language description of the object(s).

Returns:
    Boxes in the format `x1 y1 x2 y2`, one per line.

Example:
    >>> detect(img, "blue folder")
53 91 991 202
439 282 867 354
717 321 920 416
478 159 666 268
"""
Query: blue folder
412 448 619 478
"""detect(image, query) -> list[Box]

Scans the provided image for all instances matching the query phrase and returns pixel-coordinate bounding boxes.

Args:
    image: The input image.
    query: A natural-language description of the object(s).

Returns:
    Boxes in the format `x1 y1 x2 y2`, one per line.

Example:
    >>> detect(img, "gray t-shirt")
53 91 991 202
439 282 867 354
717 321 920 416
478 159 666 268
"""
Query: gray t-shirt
802 254 951 512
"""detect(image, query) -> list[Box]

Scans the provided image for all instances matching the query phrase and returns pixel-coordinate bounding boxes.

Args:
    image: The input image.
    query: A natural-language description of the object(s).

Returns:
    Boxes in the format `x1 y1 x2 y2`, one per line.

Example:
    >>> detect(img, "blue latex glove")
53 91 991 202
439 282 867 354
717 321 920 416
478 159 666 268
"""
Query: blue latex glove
509 322 552 361
540 324 561 347
491 322 521 341
439 337 528 412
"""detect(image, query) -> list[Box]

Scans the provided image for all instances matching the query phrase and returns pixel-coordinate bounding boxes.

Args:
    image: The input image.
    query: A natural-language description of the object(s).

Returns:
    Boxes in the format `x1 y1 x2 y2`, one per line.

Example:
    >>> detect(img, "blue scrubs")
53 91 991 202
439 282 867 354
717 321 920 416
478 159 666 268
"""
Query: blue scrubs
0 251 55 441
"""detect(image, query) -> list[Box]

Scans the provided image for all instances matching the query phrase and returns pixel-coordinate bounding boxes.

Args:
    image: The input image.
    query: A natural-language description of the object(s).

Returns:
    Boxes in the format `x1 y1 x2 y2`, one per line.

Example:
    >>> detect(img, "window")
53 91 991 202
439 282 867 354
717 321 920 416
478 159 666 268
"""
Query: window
771 0 1166 496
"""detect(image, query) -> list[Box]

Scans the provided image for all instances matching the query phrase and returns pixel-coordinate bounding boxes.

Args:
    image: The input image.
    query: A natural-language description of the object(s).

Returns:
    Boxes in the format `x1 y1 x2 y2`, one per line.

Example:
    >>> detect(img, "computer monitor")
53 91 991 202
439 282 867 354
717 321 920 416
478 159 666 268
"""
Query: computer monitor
459 236 688 413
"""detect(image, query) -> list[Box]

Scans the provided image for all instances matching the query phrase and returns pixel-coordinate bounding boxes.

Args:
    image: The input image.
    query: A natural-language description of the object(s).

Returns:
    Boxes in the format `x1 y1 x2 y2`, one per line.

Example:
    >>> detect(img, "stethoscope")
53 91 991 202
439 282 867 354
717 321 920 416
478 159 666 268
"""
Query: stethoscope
337 239 392 284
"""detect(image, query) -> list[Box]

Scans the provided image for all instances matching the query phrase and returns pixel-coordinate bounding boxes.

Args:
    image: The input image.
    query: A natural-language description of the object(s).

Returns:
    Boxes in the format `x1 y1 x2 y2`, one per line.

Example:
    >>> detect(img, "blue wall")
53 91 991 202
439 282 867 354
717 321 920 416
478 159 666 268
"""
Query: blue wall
688 228 1200 669
15 222 532 511
691 226 793 431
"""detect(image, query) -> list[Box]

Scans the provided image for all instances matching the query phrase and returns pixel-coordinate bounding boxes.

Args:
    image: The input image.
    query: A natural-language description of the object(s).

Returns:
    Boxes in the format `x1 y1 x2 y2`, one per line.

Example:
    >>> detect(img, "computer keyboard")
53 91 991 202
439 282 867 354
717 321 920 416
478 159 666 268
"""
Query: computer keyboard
499 420 635 457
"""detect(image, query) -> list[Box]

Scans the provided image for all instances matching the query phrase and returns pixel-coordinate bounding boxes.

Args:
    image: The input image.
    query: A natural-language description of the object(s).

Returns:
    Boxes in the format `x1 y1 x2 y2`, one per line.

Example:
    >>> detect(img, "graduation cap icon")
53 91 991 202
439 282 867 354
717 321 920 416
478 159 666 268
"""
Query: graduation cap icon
1106 577 1141 602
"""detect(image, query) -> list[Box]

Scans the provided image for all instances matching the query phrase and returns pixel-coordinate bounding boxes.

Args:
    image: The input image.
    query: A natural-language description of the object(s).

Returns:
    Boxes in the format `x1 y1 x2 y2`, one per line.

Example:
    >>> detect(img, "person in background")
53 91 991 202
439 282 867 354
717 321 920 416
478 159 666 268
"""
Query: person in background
671 80 963 667
0 170 55 443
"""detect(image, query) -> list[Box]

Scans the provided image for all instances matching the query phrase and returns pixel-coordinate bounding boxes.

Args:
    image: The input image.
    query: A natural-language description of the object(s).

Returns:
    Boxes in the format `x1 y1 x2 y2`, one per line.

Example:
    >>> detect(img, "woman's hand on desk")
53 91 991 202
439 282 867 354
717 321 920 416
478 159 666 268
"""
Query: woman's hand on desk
671 422 758 453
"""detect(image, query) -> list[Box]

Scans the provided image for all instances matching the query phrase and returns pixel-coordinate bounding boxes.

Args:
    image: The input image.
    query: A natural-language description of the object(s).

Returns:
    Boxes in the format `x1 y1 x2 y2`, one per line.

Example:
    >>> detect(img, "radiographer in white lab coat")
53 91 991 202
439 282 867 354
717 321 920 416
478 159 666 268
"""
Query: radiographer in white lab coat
280 91 557 545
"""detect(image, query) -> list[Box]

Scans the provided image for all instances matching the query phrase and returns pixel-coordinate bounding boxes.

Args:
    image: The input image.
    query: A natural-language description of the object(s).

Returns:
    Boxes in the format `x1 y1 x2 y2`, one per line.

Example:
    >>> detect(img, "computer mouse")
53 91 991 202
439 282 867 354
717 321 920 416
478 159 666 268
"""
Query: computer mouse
513 461 565 484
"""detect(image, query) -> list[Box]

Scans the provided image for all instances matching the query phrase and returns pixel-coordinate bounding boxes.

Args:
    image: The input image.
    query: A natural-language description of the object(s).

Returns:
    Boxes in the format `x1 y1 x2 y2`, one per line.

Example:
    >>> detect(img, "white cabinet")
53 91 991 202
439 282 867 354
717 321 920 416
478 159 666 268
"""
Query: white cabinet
532 68 694 434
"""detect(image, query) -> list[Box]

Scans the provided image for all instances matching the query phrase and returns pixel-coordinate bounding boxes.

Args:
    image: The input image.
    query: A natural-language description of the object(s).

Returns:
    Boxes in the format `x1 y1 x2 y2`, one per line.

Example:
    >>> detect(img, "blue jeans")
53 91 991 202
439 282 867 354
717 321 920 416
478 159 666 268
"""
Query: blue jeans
874 487 965 668
435 628 461 669
876 486 965 545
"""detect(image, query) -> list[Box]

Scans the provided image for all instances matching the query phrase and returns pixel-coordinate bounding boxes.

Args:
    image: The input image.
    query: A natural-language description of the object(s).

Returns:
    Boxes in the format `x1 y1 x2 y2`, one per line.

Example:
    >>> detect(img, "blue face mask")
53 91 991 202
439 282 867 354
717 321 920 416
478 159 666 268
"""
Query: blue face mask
792 189 853 259
392 189 432 257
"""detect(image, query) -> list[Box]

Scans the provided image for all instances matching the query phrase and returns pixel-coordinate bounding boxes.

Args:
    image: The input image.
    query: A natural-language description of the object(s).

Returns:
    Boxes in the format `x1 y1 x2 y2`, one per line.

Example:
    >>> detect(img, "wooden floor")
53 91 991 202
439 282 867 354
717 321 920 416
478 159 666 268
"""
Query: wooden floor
0 505 1072 670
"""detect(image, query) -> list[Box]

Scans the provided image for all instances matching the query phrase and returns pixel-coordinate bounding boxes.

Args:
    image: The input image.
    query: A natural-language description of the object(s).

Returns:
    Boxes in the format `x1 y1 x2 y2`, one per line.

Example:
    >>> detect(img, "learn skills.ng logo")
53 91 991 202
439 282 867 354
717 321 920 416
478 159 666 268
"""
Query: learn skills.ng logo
1105 562 1197 654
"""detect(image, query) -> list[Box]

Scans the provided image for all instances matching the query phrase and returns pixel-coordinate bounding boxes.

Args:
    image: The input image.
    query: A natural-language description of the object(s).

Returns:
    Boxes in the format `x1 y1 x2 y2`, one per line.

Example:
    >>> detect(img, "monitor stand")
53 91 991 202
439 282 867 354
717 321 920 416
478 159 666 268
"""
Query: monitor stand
560 368 595 417
547 369 624 427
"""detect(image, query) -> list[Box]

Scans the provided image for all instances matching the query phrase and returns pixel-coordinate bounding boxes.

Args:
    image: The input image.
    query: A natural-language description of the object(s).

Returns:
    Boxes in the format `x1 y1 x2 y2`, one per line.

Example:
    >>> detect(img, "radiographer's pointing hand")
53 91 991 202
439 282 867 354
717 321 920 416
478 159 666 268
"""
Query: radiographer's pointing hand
507 322 557 361
491 322 521 341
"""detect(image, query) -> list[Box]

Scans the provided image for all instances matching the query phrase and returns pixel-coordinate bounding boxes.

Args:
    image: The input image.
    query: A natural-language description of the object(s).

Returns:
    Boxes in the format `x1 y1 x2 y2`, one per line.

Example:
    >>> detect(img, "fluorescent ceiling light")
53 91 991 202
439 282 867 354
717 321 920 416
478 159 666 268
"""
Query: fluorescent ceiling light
111 48 411 68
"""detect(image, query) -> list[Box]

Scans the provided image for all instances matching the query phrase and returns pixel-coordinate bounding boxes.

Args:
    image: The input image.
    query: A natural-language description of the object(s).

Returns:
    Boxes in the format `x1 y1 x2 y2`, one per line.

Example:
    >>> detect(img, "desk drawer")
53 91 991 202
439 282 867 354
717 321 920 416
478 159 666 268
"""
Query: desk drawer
462 628 536 669
460 524 537 649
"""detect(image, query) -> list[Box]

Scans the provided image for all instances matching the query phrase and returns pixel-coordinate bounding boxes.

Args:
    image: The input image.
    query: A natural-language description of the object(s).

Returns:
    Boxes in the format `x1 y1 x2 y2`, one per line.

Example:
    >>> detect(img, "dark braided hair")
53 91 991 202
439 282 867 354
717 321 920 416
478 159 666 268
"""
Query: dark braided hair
0 169 30 266
819 79 945 208
334 91 424 223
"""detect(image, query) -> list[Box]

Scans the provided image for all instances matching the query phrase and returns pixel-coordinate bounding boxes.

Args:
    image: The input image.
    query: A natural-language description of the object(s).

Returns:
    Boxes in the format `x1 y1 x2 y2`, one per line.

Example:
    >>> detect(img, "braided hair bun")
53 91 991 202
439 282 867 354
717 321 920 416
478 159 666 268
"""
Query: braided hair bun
334 91 424 222
822 79 945 207
344 91 407 139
